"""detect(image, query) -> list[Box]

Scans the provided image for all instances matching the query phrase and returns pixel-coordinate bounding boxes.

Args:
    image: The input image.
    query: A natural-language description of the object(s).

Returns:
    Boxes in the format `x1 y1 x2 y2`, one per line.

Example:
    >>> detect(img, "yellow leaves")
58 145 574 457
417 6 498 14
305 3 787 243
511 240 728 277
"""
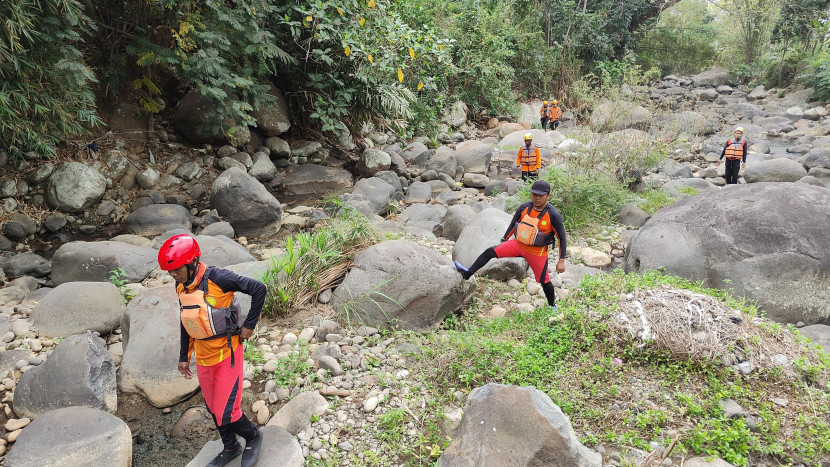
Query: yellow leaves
397 67 404 83
360 17 366 27
409 47 415 60
337 7 343 15
417 82 424 91
368 0 376 8
368 54 373 63
344 46 351 56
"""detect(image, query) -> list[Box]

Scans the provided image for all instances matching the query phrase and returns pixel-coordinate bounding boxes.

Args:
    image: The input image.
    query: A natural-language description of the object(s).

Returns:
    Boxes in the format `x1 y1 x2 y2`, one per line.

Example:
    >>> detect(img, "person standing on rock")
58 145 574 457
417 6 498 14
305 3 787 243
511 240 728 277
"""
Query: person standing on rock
540 101 553 130
718 127 748 184
159 234 267 467
455 180 567 310
549 100 562 131
517 133 542 181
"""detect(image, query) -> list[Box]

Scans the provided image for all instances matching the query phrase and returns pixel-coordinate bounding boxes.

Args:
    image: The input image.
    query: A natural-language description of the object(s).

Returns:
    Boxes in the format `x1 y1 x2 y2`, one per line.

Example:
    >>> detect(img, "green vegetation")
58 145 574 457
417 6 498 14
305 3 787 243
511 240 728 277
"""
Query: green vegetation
108 267 135 304
261 201 376 317
638 189 678 215
405 270 830 466
0 0 100 158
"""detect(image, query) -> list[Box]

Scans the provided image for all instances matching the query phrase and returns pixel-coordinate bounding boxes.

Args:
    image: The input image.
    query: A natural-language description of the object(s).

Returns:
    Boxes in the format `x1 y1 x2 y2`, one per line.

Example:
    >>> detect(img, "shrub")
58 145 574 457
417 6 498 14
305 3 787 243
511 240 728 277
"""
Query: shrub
0 0 101 158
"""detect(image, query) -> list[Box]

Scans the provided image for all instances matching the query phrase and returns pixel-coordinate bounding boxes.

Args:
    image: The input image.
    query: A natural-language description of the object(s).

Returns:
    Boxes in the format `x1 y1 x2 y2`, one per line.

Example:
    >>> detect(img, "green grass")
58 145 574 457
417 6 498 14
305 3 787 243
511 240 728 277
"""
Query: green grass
405 270 830 466
637 189 678 215
262 199 376 317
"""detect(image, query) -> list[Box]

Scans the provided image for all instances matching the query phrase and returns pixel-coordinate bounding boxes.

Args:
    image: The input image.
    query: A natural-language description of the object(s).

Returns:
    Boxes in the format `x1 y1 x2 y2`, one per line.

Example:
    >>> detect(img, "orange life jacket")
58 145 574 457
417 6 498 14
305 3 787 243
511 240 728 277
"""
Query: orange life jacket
724 139 746 160
179 267 243 366
550 105 562 121
516 206 553 247
518 144 540 170
540 106 552 119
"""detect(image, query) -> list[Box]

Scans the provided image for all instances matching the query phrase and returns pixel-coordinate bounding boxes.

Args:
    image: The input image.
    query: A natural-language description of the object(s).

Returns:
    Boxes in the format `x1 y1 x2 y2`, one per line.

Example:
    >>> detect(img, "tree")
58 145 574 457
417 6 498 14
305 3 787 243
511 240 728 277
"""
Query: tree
0 0 101 158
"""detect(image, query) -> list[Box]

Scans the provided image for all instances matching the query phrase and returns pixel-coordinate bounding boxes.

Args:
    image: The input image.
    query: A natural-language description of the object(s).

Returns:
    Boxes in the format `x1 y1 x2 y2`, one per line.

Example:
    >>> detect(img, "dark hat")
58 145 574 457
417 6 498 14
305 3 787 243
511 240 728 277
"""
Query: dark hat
530 180 551 195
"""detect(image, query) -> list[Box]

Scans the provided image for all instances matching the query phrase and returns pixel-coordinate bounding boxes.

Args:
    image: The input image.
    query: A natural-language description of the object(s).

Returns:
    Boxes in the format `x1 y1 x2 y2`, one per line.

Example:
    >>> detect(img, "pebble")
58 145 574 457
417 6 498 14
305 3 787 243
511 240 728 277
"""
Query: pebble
11 320 29 337
6 429 22 443
256 406 270 425
242 380 251 389
263 360 278 373
298 328 315 342
162 408 171 414
252 400 266 413
363 396 379 412
2 332 14 343
27 357 42 366
517 293 532 304
507 279 522 288
275 387 290 401
4 418 30 431
281 333 298 346
29 339 42 352
312 439 323 450
338 440 353 451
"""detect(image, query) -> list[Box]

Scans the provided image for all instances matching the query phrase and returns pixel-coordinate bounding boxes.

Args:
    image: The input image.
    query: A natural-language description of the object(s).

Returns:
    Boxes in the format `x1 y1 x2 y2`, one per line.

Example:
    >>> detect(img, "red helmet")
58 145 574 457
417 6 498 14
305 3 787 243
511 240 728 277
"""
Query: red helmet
158 234 200 271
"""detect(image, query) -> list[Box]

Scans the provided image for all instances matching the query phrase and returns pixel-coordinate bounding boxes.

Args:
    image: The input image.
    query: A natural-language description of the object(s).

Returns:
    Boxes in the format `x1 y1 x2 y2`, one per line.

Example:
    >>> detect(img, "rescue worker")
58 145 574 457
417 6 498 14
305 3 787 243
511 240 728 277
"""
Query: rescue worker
159 234 267 467
549 100 562 131
454 180 566 310
516 133 542 181
540 101 553 130
718 127 748 184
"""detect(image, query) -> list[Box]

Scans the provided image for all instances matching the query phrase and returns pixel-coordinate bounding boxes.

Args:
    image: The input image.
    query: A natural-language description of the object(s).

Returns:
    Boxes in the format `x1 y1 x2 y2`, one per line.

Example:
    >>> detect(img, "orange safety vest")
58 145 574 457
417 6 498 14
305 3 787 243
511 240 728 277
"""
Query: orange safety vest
724 139 746 160
550 105 562 121
517 144 540 171
540 106 552 119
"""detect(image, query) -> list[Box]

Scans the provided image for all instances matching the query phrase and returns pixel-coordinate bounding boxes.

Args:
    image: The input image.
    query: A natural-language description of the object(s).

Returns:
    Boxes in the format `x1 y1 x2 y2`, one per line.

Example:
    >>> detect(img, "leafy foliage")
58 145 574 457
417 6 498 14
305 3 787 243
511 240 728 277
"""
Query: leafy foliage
635 0 718 76
0 0 101 158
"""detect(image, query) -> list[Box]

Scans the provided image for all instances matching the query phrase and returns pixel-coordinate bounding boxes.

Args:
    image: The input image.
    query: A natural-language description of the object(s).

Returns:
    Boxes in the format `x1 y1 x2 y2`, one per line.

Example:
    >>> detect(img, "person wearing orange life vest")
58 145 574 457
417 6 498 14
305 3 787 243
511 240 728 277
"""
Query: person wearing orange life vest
549 100 563 131
159 234 267 467
540 101 553 130
718 127 748 184
516 133 542 181
454 180 567 310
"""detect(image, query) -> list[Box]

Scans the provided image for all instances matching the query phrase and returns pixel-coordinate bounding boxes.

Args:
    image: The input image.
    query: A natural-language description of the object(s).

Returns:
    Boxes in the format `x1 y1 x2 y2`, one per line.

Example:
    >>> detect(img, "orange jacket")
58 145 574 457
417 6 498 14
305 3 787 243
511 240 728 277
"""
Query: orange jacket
550 105 562 121
516 144 541 171
540 105 552 119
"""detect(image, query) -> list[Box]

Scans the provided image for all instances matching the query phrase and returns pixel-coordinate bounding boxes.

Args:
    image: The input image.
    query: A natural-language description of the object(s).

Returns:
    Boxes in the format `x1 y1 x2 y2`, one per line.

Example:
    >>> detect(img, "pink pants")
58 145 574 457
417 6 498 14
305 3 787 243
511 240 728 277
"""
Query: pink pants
197 344 243 426
494 239 551 284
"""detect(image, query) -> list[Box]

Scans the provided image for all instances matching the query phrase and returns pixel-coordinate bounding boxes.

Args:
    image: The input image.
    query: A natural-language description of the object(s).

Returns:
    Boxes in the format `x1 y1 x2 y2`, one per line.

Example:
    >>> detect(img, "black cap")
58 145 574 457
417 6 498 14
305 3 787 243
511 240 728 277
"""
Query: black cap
530 180 550 195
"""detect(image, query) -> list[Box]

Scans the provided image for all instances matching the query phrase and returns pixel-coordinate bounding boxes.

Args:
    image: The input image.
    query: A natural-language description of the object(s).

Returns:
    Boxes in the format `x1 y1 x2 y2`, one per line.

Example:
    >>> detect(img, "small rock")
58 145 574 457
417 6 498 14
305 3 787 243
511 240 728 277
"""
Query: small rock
281 333 297 346
256 406 270 425
4 418 30 431
318 355 343 376
362 396 379 412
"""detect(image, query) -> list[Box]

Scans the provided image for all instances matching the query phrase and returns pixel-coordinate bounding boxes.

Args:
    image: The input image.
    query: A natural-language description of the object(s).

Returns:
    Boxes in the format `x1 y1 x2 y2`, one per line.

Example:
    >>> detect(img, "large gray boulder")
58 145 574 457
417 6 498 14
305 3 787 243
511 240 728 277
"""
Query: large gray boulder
331 240 475 331
174 90 248 145
400 141 429 162
404 181 434 204
45 162 106 213
357 148 392 176
13 333 116 419
438 383 601 467
351 177 396 215
51 241 158 286
251 82 291 137
590 101 652 132
744 159 808 183
249 151 277 182
399 204 447 235
498 129 549 150
283 164 353 198
453 208 528 281
153 232 255 268
32 282 125 338
187 426 303 467
618 203 650 227
0 252 51 278
211 167 282 237
691 68 730 87
425 152 458 177
798 324 830 352
119 286 199 407
668 110 718 136
452 140 493 174
801 147 830 170
625 183 830 324
4 406 131 467
126 204 192 237
443 100 469 127
442 204 477 241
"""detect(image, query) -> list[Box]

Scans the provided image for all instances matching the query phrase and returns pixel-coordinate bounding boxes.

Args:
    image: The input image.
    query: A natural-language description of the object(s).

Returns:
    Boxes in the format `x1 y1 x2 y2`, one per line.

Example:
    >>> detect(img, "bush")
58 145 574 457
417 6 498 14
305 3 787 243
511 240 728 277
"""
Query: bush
0 0 101 158
801 53 830 102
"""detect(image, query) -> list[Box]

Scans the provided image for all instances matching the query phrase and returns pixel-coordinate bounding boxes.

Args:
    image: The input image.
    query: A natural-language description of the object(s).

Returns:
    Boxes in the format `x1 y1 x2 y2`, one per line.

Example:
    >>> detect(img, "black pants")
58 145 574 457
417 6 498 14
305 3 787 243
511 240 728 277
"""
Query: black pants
462 246 558 306
551 119 559 131
521 170 537 181
540 117 549 130
215 413 258 450
725 158 741 184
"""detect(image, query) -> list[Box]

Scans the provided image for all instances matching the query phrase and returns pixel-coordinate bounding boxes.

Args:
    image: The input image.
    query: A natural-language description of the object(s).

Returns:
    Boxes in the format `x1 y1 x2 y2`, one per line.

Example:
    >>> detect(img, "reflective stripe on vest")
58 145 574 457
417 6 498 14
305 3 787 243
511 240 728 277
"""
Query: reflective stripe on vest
519 145 537 168
724 139 745 160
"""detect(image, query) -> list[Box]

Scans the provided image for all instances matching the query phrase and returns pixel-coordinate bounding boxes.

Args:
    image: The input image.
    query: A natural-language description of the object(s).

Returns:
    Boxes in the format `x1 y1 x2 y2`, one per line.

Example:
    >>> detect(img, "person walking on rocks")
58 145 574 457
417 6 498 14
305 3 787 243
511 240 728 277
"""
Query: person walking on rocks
540 101 553 130
718 127 748 184
549 100 562 131
159 234 267 467
455 180 567 309
517 133 542 181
